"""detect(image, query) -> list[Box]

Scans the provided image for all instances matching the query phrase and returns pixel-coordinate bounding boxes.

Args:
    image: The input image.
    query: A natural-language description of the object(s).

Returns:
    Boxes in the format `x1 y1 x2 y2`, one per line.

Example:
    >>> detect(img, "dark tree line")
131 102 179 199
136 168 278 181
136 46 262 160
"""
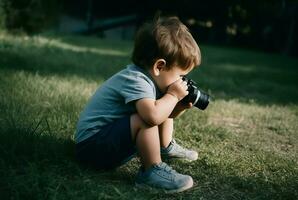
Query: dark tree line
1 0 297 56
61 0 298 56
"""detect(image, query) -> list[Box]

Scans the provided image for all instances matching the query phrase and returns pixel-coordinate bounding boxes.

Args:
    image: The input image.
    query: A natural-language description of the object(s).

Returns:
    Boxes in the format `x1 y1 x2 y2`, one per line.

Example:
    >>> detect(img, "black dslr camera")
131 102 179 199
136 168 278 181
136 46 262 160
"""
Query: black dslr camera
181 76 210 110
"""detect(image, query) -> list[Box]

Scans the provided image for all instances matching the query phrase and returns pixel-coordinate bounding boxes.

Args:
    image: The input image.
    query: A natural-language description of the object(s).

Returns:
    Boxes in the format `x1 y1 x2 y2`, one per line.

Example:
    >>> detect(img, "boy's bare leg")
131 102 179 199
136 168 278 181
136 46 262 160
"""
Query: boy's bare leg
158 118 173 148
159 118 199 161
131 114 194 192
130 114 161 170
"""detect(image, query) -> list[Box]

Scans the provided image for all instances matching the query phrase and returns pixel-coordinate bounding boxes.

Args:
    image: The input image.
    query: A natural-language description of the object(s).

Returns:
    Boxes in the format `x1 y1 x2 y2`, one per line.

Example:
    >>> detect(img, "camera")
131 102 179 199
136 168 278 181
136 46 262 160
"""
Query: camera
181 76 210 110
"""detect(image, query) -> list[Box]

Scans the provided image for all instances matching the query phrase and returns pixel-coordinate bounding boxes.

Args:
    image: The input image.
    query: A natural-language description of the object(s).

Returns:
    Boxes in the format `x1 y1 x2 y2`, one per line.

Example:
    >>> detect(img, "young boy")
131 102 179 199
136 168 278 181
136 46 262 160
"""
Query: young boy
75 16 201 193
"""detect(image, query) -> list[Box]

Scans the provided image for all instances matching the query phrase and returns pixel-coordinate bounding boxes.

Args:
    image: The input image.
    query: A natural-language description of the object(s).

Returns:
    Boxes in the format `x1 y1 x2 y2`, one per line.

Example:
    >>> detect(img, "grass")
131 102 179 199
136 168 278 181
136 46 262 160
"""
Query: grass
0 32 298 200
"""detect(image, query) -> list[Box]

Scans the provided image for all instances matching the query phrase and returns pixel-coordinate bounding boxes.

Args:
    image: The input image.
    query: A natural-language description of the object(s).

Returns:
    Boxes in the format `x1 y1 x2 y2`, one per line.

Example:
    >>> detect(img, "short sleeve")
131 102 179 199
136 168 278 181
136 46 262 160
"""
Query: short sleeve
120 75 156 104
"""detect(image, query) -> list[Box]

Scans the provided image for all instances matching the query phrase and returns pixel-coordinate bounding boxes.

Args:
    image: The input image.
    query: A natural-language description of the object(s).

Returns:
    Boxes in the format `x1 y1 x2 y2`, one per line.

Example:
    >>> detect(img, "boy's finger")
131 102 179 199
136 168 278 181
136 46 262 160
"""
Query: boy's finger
188 103 193 108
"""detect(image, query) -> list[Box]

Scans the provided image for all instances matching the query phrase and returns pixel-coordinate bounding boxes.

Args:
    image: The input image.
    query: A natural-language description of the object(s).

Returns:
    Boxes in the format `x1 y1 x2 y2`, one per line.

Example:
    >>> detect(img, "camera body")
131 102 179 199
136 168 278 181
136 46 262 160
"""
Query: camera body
181 76 210 110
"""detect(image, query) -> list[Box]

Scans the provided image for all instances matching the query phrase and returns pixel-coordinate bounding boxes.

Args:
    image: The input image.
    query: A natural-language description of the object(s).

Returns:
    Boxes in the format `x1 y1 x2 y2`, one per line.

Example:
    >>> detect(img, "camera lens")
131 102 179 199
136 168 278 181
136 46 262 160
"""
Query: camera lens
193 90 210 110
181 76 210 110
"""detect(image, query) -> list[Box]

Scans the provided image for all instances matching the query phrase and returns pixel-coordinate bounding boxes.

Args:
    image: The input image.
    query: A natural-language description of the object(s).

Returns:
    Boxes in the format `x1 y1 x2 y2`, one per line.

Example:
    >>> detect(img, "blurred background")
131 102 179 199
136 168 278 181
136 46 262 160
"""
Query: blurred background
1 1 298 199
0 0 297 56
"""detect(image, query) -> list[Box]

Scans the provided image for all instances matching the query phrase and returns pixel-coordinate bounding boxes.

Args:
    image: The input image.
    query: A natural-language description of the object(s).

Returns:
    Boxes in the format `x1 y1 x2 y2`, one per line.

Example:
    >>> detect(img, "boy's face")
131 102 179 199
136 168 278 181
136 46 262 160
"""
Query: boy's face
153 64 194 93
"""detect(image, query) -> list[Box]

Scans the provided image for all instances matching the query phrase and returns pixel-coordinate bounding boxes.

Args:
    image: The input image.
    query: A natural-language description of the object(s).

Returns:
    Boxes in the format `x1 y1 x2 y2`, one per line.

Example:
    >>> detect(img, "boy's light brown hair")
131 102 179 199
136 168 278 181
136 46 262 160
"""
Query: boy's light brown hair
132 16 201 70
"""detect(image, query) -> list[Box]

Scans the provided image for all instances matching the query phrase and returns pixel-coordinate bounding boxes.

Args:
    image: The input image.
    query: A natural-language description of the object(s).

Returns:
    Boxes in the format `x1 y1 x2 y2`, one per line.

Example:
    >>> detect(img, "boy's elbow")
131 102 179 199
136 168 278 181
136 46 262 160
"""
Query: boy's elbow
143 113 163 127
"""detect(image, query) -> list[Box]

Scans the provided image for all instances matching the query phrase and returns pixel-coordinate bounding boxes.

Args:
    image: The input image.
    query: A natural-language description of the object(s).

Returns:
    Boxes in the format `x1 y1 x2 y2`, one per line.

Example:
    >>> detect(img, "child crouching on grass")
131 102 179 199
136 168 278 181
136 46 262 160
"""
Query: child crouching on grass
75 16 201 193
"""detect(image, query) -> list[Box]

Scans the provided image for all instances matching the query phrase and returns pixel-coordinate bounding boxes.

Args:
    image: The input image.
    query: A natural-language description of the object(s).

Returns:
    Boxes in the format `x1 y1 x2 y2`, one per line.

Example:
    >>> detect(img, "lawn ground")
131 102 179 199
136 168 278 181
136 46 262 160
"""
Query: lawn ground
0 33 297 199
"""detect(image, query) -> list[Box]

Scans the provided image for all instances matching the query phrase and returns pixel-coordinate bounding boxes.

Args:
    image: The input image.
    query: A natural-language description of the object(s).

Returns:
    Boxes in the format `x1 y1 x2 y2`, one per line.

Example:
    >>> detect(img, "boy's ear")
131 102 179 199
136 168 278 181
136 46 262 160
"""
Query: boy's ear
152 59 166 76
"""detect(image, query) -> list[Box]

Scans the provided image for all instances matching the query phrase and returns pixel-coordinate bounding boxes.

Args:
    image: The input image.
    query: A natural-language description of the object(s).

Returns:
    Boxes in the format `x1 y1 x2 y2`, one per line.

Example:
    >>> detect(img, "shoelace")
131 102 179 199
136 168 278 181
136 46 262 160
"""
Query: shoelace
159 162 176 174
172 140 188 155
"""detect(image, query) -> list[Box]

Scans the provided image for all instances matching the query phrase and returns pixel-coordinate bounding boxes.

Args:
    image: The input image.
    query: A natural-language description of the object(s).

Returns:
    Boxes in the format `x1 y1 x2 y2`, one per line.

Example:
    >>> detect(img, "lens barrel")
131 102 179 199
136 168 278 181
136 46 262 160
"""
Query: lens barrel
182 76 210 110
194 90 210 110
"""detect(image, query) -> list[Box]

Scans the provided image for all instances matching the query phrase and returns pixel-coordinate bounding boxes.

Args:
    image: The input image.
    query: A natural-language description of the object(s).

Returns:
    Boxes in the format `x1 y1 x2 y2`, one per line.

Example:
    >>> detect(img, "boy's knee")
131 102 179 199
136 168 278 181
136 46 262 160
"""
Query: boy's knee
130 114 157 140
158 118 173 127
131 113 151 130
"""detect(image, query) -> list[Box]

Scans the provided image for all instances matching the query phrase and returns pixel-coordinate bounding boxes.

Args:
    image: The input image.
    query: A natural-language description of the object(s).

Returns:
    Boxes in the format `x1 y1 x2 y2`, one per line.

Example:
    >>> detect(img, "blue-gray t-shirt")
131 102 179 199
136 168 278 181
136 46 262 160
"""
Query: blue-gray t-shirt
75 64 161 143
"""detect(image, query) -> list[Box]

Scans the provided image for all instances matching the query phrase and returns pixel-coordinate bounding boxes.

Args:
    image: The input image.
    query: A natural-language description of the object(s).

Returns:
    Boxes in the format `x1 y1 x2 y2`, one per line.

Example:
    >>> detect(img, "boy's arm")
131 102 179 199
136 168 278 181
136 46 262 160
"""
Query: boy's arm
135 78 188 126
135 94 178 126
169 102 193 118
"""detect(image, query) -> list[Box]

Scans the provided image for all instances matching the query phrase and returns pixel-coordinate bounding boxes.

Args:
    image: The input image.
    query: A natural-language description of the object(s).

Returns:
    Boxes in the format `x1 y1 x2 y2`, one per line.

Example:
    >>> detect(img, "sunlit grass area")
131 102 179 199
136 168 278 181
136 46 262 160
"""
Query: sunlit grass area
0 33 297 199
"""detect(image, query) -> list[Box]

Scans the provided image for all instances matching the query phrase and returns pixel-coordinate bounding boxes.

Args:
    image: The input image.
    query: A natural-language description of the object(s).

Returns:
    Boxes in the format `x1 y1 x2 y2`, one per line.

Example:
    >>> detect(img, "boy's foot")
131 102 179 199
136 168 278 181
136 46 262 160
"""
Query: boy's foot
161 140 198 161
135 162 193 193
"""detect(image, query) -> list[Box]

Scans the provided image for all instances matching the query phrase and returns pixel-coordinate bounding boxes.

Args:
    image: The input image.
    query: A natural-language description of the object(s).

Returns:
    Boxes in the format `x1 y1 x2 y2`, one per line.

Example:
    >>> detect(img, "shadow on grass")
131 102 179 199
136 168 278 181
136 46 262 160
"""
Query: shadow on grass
190 46 298 105
1 41 298 106
1 126 297 199
0 48 129 82
182 157 298 200
0 125 140 199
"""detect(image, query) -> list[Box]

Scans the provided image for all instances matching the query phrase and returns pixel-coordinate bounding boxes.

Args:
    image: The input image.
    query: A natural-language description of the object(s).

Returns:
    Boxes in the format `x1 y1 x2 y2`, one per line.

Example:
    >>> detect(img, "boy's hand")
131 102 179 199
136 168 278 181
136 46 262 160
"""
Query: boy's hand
169 101 193 118
176 101 193 110
167 78 189 101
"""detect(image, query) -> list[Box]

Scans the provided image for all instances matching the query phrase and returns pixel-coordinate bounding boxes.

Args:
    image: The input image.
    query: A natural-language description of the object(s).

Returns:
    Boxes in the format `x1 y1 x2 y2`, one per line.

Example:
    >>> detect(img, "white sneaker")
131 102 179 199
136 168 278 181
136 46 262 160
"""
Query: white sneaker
161 140 198 161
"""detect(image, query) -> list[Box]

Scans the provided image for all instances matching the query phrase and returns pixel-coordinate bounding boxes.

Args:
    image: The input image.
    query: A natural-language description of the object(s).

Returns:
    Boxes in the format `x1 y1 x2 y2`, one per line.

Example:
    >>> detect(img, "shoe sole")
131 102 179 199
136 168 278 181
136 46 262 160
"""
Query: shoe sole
135 178 193 193
161 155 198 162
